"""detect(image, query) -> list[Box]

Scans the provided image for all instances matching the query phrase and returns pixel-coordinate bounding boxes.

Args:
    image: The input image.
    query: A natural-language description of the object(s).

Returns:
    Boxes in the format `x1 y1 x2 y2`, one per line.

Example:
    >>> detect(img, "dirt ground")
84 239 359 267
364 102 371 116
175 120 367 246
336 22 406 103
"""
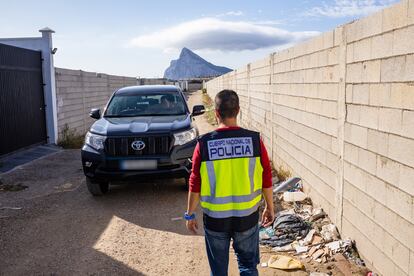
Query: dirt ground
0 91 347 275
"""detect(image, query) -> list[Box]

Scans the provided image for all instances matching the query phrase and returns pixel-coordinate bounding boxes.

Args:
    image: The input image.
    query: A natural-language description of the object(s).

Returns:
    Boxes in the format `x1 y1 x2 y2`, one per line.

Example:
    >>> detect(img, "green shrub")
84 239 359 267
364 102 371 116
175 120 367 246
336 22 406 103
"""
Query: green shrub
274 165 292 182
58 124 84 149
202 93 217 126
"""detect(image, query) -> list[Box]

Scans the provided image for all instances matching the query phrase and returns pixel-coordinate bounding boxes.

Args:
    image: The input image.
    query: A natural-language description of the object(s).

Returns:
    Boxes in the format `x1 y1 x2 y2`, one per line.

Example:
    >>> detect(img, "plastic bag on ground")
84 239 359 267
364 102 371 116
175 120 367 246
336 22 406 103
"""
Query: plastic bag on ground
267 255 304 270
273 177 301 193
283 191 307 202
259 227 275 240
260 214 310 247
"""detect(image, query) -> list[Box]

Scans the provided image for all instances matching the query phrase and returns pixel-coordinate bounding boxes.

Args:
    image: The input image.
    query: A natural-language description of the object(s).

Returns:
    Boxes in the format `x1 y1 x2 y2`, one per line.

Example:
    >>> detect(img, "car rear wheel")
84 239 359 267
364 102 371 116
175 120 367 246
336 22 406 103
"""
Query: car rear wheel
86 177 109 196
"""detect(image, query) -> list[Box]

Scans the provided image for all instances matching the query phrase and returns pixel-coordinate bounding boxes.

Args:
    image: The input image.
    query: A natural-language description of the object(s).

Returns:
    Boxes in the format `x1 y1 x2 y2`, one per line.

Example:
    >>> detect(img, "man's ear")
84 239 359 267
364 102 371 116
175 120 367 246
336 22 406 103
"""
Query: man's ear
215 109 221 121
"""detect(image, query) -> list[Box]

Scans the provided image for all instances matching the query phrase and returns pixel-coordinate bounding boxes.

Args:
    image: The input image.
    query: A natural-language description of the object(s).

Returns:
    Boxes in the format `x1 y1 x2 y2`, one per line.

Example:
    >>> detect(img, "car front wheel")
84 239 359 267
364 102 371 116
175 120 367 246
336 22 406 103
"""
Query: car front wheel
86 177 109 196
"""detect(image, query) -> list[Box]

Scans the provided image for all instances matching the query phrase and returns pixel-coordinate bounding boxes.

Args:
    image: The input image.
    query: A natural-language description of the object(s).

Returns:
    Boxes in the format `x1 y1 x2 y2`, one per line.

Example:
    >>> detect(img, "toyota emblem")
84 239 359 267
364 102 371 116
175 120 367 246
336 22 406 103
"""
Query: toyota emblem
131 140 145 151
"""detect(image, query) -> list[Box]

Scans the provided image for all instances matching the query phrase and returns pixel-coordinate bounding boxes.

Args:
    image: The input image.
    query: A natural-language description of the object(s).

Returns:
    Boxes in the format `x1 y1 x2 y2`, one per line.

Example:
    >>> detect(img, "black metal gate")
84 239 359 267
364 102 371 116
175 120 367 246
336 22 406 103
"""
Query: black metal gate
0 43 47 156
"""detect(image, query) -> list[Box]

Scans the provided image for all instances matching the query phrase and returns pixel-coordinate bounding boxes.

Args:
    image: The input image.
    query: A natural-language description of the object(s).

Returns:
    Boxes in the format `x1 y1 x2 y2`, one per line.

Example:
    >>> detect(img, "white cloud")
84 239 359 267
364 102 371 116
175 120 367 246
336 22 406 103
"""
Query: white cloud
129 18 319 52
305 0 398 18
246 20 284 25
216 10 244 17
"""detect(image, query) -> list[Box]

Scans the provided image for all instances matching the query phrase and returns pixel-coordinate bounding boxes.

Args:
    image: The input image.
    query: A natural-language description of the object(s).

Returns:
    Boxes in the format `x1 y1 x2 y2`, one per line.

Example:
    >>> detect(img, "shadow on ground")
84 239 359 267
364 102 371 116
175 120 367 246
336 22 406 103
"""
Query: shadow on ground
0 150 207 275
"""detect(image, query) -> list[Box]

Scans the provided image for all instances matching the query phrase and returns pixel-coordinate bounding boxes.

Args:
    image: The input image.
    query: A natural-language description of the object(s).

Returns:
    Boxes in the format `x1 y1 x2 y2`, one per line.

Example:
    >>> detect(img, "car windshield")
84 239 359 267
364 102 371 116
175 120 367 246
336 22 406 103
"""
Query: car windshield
104 92 187 117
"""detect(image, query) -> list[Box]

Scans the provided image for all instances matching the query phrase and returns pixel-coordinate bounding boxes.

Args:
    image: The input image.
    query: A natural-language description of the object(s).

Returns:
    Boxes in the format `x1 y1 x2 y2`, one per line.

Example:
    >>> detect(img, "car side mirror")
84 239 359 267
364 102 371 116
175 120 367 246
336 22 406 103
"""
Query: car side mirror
192 105 205 116
89 108 101 119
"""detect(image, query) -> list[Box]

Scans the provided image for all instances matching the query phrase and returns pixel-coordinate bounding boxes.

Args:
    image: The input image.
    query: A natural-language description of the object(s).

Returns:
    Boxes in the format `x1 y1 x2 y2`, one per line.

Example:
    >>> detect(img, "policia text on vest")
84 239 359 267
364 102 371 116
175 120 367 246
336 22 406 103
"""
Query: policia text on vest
199 129 263 219
208 137 253 160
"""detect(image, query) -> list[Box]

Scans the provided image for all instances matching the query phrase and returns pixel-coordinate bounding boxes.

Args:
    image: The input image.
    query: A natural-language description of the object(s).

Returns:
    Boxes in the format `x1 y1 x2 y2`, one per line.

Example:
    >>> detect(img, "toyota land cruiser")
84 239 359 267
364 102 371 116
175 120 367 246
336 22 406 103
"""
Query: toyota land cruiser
81 85 205 196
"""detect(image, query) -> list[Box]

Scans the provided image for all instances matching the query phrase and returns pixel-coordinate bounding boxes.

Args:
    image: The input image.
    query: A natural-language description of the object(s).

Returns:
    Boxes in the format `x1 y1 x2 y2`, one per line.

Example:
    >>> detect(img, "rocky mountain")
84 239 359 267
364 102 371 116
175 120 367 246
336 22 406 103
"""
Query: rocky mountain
164 47 232 80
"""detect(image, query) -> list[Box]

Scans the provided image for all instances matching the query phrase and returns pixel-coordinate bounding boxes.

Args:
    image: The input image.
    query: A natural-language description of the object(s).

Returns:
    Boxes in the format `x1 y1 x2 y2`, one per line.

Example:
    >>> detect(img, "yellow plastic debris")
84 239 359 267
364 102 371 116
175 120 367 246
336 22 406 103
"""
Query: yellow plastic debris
267 255 304 270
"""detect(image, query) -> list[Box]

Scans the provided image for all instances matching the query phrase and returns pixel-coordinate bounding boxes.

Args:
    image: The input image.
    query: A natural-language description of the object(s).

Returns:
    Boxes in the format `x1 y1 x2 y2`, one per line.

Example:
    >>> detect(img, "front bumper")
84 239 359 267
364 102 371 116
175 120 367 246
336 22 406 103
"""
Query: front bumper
81 139 196 181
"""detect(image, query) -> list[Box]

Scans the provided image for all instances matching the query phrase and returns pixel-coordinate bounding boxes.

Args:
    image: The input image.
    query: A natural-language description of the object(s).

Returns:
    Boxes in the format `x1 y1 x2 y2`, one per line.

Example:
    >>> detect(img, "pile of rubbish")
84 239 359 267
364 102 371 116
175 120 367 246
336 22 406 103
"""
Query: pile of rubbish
260 177 367 274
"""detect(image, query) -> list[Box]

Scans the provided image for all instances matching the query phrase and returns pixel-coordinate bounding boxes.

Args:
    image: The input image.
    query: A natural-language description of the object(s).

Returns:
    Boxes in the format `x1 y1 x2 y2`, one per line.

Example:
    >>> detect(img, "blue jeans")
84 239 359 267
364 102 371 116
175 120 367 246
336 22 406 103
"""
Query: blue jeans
204 224 260 276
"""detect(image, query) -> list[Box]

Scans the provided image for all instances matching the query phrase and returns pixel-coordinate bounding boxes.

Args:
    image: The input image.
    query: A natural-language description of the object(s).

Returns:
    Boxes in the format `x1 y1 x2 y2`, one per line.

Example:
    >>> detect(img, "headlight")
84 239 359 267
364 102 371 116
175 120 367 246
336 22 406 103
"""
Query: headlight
174 128 197 146
85 132 106 150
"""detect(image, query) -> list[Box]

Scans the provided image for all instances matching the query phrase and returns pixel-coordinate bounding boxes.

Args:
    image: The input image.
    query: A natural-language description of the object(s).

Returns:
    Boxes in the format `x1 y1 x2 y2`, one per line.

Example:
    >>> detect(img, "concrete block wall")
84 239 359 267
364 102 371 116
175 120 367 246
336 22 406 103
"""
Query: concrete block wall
55 68 137 138
205 1 414 275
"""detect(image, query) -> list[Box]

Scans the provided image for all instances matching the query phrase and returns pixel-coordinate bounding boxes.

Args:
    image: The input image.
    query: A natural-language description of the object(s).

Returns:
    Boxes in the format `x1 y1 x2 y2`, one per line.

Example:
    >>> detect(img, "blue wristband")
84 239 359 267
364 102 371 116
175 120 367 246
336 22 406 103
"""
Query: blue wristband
184 212 196 220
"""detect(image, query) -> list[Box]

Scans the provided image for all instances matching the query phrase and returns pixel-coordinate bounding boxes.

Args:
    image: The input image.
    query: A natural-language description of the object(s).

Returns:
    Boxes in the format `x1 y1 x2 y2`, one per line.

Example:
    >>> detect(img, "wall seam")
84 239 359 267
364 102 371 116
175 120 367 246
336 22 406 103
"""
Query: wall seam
336 26 347 230
247 63 251 129
269 54 275 161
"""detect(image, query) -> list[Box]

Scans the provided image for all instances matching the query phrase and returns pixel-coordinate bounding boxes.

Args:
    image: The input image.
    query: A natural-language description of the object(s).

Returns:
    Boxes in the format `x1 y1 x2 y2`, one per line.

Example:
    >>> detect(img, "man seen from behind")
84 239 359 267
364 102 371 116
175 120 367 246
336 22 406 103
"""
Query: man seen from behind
185 89 274 276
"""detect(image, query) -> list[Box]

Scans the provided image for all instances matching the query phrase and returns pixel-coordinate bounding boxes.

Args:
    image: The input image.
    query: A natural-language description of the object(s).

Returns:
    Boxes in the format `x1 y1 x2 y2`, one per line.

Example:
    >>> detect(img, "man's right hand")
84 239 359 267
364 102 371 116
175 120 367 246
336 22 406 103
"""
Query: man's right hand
186 219 198 234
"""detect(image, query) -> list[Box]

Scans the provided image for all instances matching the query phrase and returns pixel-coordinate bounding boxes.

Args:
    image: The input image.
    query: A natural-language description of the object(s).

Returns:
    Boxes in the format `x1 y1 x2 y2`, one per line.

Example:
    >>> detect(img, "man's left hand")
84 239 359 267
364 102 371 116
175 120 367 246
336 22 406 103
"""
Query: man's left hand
186 219 198 234
261 208 275 227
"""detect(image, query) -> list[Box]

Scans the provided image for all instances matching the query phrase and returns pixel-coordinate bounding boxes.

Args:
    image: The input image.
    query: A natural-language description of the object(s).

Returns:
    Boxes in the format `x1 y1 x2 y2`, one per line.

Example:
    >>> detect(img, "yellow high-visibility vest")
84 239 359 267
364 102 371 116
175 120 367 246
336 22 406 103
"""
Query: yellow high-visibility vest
199 128 263 218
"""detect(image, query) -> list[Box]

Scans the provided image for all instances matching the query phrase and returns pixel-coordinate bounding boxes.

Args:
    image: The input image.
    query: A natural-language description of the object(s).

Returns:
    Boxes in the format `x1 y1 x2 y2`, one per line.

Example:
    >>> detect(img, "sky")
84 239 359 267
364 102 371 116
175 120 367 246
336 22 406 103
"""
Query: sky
0 0 399 78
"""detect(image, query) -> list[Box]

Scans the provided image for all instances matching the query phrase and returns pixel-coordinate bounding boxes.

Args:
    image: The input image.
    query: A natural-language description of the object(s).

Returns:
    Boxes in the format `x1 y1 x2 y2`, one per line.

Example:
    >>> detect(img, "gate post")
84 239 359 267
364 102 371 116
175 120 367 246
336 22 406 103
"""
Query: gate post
39 27 58 144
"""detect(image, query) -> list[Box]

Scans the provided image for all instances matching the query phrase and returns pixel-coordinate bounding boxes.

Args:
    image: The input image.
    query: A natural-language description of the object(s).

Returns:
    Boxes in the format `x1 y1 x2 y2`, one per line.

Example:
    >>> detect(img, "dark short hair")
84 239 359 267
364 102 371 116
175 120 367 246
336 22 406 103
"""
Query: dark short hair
161 94 174 102
215 90 239 119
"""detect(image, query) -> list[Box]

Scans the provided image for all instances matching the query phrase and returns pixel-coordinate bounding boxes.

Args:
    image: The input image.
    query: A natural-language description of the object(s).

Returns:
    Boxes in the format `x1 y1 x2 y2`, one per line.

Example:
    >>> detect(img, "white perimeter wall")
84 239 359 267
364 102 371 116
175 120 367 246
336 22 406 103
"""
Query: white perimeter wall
206 1 414 275
55 67 137 138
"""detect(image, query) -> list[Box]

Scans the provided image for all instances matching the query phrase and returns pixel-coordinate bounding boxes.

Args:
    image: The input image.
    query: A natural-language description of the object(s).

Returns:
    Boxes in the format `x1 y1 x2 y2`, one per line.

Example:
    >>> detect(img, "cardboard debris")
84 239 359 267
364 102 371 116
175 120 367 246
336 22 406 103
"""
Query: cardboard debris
295 246 309 254
312 249 325 260
272 243 294 252
334 254 354 276
342 239 352 249
308 246 317 256
267 255 304 270
303 229 316 245
312 235 323 245
321 224 339 242
309 208 326 222
302 205 313 214
326 241 341 252
325 239 353 254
